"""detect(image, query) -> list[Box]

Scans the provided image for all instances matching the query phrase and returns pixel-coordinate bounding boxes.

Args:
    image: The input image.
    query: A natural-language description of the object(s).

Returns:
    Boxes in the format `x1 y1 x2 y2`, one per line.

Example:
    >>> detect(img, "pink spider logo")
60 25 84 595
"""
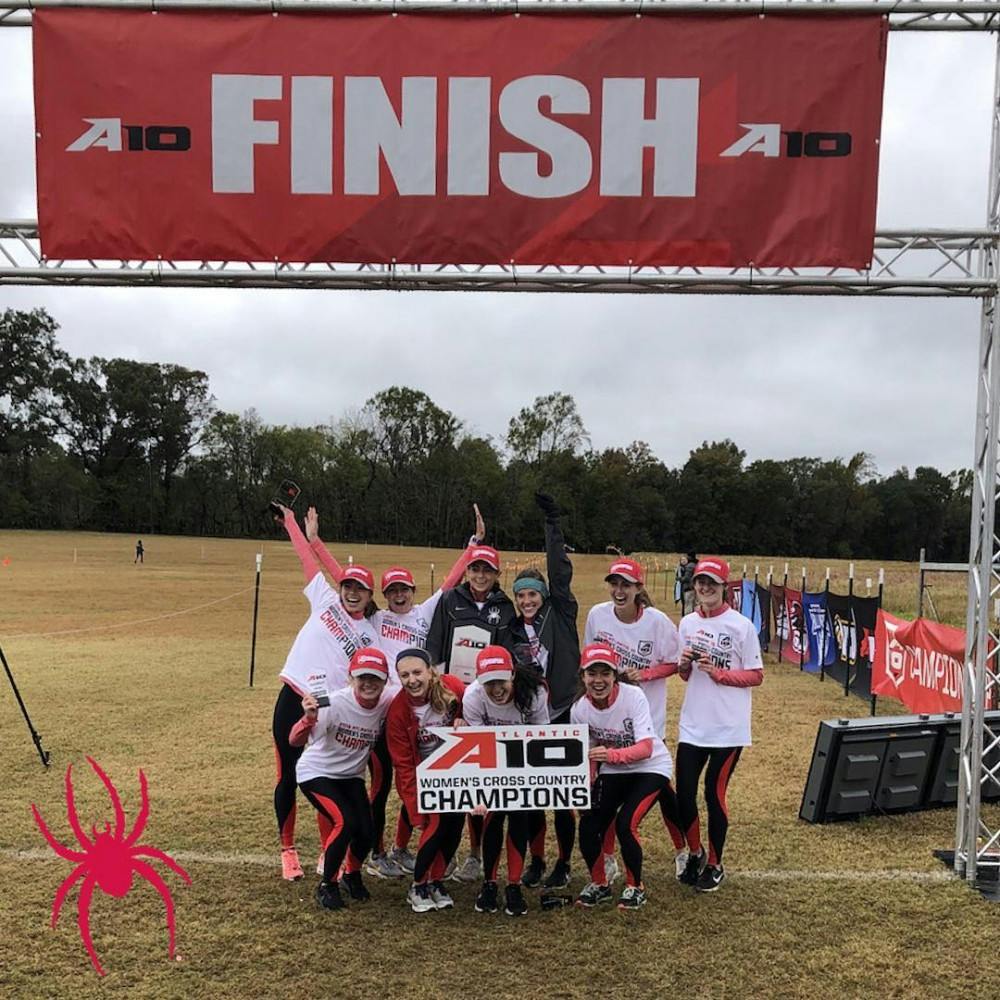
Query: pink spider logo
31 756 191 977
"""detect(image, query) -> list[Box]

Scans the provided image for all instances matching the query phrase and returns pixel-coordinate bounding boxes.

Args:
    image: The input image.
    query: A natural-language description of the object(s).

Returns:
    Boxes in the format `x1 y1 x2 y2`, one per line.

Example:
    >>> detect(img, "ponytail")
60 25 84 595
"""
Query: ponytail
512 666 542 717
427 668 459 716
635 587 655 611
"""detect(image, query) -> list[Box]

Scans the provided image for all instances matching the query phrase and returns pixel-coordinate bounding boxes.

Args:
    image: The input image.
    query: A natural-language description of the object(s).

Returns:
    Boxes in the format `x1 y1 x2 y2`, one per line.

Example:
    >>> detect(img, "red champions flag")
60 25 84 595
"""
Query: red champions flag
32 11 887 266
871 610 964 714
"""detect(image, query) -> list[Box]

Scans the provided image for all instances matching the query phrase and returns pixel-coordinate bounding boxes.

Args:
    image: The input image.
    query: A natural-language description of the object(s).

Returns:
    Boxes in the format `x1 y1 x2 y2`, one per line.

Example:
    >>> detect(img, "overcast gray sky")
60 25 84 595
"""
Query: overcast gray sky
0 27 991 476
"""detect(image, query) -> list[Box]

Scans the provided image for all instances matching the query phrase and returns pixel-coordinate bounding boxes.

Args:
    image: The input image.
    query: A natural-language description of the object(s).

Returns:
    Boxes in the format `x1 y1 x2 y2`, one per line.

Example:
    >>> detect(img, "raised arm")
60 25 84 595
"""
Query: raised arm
279 505 321 584
440 503 486 591
304 506 345 585
536 492 577 613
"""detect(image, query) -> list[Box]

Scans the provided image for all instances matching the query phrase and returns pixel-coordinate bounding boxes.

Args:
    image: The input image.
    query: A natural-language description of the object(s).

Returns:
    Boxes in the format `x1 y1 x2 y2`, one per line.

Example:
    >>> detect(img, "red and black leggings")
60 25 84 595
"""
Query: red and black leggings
526 707 577 863
579 771 668 888
368 732 393 856
483 810 530 884
272 683 305 849
299 776 374 883
414 812 466 885
675 742 743 866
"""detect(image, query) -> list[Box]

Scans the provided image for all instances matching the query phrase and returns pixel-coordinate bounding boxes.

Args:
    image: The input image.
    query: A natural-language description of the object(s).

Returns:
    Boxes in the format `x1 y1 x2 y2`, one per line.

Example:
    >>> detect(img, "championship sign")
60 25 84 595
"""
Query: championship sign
33 11 886 266
416 724 590 814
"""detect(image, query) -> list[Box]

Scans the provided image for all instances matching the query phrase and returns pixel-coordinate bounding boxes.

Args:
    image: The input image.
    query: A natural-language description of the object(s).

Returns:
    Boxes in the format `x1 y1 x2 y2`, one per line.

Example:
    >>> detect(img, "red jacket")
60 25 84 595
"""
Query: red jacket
386 674 466 825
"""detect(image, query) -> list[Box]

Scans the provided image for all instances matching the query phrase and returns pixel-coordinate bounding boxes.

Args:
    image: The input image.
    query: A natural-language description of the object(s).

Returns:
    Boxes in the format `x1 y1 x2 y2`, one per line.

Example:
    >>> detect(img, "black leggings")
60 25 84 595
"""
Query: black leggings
483 810 530 884
579 771 668 888
675 742 743 866
368 733 393 856
526 707 576 863
272 683 305 848
299 776 374 883
414 812 466 884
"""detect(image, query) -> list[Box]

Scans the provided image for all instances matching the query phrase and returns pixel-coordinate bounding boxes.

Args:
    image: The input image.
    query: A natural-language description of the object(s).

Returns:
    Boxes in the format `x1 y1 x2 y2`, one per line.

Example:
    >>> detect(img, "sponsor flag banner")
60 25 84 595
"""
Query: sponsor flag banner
727 580 743 612
782 586 808 665
416 724 590 813
803 591 837 672
852 595 880 697
871 611 963 713
33 11 887 265
826 591 853 688
740 579 762 633
770 584 786 653
755 582 771 652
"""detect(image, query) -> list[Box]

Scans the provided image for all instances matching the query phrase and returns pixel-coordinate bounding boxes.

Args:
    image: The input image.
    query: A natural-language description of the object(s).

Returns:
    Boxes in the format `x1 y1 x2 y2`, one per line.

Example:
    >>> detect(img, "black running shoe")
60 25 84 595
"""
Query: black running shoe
316 880 346 911
575 882 613 908
678 847 707 887
695 864 725 893
521 855 546 888
343 871 371 902
541 858 571 889
504 883 528 917
475 880 499 913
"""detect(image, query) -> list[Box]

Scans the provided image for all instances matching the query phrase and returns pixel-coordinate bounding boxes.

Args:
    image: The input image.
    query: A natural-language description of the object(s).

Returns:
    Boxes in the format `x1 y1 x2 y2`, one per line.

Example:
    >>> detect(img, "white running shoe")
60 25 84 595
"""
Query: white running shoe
388 846 416 874
674 849 690 880
450 855 483 883
365 852 406 879
603 854 621 884
429 880 455 909
407 882 436 913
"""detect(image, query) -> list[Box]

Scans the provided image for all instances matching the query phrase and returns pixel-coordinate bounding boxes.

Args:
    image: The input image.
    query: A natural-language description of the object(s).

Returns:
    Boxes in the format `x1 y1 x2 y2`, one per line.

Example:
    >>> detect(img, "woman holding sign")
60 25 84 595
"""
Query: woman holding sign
290 647 395 911
571 643 674 911
386 648 467 913
271 504 379 881
463 645 549 917
675 557 763 894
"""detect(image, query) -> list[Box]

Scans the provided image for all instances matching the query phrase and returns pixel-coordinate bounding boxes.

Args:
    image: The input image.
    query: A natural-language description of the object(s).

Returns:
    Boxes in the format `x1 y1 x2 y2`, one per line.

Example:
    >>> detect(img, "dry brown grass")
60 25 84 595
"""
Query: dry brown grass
0 530 994 1000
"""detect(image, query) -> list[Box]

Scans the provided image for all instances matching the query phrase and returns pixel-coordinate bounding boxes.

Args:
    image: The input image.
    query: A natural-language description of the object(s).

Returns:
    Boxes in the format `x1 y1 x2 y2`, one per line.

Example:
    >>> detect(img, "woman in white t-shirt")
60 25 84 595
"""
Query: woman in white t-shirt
570 643 674 912
675 557 763 894
271 504 378 882
463 645 549 917
583 557 687 879
290 647 395 911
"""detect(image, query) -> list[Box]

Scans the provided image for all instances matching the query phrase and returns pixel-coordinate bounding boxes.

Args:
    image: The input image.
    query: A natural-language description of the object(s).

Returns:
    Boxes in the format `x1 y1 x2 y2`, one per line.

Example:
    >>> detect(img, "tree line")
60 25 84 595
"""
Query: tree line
1 308 971 561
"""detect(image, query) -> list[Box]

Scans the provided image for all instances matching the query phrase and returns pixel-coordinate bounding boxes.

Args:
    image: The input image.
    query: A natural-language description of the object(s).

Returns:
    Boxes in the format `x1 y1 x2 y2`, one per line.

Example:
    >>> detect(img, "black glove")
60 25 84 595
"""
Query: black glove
534 491 559 518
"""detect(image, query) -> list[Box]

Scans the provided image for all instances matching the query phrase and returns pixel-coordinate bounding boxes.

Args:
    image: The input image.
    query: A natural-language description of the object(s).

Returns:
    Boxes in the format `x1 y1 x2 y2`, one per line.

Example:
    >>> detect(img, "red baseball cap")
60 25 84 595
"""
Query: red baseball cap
468 546 501 572
476 645 514 683
693 558 730 584
381 567 416 593
341 565 375 592
605 558 644 585
579 642 621 672
349 646 389 680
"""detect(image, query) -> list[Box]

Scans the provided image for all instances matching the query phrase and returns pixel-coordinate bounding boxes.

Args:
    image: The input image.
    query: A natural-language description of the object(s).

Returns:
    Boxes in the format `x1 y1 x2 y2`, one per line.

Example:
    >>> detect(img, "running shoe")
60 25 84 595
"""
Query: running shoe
343 871 371 902
281 847 304 882
695 864 725 893
674 849 690 880
504 884 528 917
475 880 500 914
617 885 647 910
678 847 707 887
541 859 571 889
575 882 613 908
521 855 546 888
450 855 483 883
407 882 436 913
388 846 416 874
315 880 345 911
430 880 454 909
365 852 406 879
603 854 621 884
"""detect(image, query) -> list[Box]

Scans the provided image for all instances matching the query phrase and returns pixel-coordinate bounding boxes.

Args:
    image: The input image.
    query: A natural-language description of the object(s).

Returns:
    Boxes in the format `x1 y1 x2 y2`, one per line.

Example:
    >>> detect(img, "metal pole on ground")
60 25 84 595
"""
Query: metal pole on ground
846 563 855 698
778 563 789 660
871 568 884 716
918 547 926 618
800 567 807 671
0 642 50 767
820 569 830 683
249 552 262 688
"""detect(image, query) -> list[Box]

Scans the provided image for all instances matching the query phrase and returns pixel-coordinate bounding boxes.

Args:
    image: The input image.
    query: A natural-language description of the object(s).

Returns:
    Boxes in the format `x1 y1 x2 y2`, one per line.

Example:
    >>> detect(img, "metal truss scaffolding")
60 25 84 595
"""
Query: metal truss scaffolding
2 0 1000 885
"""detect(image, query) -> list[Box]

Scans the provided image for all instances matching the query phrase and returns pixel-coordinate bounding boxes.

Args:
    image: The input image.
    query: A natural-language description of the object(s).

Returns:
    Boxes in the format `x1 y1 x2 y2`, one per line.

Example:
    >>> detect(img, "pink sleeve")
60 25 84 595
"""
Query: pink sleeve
288 715 317 747
310 537 344 585
713 668 763 689
641 661 679 681
441 538 477 591
606 738 653 765
283 509 321 584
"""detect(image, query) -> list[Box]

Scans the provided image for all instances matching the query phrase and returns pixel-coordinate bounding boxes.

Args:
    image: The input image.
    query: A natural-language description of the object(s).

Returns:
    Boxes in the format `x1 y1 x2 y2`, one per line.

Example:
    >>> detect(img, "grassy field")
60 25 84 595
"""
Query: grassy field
0 529 995 1000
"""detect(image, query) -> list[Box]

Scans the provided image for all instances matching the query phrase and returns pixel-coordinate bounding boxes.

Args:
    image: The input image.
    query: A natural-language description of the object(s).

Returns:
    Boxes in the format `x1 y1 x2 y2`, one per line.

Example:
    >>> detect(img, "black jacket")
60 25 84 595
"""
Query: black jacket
425 581 516 678
508 514 580 721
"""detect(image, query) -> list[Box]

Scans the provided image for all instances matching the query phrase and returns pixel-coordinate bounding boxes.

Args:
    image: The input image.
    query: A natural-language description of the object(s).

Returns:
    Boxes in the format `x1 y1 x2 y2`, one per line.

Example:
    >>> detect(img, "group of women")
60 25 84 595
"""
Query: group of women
270 494 763 914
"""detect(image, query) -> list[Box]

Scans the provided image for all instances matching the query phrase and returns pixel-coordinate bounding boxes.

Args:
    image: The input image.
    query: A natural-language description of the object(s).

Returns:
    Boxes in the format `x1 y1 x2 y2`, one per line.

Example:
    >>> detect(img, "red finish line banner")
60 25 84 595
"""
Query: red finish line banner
871 610 964 714
33 11 887 266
